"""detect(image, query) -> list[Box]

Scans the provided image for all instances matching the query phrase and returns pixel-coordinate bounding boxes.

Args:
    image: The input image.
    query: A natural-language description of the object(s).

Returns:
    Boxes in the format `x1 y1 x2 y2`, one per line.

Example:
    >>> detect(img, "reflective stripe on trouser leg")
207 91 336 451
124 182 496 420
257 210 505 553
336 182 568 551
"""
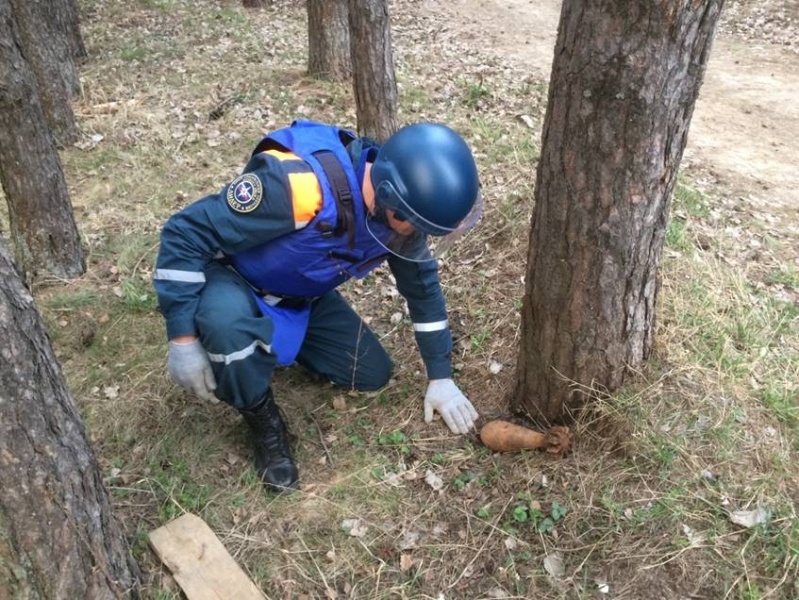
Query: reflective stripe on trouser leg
195 263 277 410
296 290 393 391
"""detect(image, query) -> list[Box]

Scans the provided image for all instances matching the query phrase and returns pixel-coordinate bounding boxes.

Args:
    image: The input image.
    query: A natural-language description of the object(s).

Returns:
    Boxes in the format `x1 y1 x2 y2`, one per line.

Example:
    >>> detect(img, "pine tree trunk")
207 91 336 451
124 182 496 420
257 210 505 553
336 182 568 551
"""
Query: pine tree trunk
0 0 86 281
513 0 724 424
62 0 88 66
8 0 80 144
308 0 351 82
348 0 397 139
0 239 140 599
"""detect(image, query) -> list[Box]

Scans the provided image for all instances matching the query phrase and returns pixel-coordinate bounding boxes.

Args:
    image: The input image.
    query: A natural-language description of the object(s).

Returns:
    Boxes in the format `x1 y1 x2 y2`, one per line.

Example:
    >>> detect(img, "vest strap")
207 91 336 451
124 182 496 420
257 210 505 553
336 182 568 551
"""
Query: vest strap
313 150 356 250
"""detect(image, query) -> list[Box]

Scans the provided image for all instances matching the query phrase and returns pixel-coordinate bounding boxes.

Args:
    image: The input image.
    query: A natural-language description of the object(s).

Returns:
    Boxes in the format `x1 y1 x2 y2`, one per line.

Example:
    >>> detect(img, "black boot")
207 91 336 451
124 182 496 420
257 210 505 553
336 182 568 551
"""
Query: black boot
239 390 299 491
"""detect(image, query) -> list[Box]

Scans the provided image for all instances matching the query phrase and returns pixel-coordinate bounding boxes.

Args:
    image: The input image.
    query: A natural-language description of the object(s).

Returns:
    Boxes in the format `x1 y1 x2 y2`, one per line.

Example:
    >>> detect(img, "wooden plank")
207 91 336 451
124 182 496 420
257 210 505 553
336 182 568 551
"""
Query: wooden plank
149 513 265 600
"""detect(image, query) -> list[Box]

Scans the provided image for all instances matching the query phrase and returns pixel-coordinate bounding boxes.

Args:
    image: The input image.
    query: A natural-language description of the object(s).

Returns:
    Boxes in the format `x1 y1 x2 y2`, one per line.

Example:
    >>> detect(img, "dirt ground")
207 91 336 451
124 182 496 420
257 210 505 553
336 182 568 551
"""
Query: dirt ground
421 0 799 219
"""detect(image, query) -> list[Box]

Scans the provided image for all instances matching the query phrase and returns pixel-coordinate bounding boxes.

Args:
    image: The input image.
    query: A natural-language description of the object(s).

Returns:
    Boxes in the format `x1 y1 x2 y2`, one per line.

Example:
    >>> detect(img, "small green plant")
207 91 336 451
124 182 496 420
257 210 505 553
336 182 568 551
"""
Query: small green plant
464 83 490 108
766 264 799 289
453 470 477 491
666 218 691 252
377 429 411 455
120 46 147 61
45 290 100 310
430 452 447 465
120 278 159 312
673 181 710 218
377 429 406 446
151 461 212 522
216 7 249 25
759 384 799 427
512 505 529 523
141 0 175 10
346 429 365 447
470 329 491 354
508 500 569 533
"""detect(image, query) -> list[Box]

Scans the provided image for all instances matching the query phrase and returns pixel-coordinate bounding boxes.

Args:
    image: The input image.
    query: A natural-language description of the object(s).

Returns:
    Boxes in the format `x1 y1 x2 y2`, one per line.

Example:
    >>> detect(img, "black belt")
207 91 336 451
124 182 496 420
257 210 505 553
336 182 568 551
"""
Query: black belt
258 292 314 310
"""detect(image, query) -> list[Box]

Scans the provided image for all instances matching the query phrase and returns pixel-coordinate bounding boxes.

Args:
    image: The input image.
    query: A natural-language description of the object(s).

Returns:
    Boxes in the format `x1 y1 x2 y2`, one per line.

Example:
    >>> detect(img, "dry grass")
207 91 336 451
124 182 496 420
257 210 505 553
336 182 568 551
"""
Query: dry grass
28 0 799 598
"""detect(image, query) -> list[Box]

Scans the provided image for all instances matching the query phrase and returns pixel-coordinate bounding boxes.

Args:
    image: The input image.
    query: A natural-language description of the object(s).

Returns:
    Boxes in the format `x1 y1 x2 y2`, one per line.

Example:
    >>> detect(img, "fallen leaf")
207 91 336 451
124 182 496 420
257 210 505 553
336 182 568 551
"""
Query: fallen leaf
332 395 347 411
489 360 503 374
729 506 771 528
341 518 369 537
400 553 414 572
103 386 120 399
682 523 705 547
543 552 565 578
399 529 420 550
425 470 444 491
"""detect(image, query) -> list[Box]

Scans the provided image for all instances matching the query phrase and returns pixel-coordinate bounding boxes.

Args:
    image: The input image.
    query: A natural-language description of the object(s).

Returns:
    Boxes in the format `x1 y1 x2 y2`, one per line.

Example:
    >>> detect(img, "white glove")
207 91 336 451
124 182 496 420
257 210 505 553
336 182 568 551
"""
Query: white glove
424 378 479 434
166 339 219 404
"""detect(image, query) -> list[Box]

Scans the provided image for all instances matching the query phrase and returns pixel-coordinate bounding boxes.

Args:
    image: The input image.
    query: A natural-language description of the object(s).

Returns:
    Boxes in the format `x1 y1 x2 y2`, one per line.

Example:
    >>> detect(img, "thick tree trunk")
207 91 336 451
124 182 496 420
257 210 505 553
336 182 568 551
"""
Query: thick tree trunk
62 0 88 65
513 0 724 423
8 0 80 144
0 239 140 599
0 0 86 282
348 0 397 139
308 0 351 82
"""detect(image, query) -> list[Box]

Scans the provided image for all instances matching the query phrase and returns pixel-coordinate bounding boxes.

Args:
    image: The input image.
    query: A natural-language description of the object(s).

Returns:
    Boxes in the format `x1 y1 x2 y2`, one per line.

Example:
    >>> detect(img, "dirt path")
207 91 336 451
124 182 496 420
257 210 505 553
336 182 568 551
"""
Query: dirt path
424 0 799 214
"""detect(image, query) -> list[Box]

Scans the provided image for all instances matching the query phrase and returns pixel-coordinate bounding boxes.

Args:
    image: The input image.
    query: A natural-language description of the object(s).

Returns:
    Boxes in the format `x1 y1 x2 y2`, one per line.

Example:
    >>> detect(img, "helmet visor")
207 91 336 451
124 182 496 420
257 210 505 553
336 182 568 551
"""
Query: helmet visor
365 207 434 262
366 189 483 263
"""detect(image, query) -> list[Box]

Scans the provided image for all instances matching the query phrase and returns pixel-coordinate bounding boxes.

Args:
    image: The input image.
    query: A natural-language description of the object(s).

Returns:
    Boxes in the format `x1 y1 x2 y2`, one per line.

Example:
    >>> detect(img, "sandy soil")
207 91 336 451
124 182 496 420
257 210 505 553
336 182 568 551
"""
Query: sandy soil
422 0 799 215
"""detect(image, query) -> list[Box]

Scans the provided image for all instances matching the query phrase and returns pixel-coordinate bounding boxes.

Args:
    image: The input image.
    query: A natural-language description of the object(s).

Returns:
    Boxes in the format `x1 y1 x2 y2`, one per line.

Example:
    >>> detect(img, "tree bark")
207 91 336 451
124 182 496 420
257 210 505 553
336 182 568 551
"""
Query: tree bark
513 0 724 423
307 0 351 82
0 0 86 282
62 0 88 65
8 0 80 144
348 0 397 139
0 239 140 599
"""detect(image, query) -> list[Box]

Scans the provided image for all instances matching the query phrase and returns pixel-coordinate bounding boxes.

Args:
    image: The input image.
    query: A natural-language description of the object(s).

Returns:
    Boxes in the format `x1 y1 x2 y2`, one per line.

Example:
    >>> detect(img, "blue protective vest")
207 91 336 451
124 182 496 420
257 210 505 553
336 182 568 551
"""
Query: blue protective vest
228 121 393 365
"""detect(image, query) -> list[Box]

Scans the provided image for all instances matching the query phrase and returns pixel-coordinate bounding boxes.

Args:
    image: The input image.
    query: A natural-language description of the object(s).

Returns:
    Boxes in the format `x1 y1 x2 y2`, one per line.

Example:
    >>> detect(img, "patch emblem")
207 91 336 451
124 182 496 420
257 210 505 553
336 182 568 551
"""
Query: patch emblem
226 173 263 213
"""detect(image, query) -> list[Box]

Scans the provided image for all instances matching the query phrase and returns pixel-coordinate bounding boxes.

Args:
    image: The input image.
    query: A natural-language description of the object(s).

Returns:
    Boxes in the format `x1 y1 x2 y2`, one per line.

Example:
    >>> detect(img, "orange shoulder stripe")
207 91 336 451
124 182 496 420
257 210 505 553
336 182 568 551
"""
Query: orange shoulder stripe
260 149 322 228
288 172 322 228
262 149 301 162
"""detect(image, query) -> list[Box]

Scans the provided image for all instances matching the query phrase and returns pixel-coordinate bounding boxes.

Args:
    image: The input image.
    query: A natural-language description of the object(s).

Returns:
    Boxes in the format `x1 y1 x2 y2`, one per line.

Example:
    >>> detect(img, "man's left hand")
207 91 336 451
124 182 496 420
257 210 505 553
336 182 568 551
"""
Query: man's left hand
424 379 479 434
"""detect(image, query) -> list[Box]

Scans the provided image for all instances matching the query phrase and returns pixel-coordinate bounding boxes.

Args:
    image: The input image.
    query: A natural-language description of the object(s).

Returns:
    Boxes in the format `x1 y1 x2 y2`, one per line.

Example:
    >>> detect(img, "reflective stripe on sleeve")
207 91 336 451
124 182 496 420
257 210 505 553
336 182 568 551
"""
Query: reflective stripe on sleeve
206 340 272 365
412 319 448 333
154 269 206 283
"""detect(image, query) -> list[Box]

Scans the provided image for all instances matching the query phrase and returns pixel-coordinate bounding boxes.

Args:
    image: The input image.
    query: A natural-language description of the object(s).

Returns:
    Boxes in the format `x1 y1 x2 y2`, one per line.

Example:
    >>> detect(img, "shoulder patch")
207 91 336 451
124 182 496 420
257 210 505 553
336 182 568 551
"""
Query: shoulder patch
226 173 263 213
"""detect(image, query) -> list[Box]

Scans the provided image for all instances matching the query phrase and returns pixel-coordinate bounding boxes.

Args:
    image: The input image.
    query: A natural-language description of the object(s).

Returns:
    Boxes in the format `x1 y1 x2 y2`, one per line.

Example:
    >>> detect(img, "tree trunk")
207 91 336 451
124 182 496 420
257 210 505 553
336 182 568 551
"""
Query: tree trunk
8 0 80 144
63 0 88 65
512 0 724 423
0 0 86 282
0 239 140 599
348 0 397 139
307 0 351 82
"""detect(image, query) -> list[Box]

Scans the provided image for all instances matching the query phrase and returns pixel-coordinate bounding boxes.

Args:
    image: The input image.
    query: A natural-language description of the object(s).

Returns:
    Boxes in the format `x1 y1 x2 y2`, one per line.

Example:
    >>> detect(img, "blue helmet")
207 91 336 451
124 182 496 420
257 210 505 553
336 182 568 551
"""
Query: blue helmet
370 123 482 238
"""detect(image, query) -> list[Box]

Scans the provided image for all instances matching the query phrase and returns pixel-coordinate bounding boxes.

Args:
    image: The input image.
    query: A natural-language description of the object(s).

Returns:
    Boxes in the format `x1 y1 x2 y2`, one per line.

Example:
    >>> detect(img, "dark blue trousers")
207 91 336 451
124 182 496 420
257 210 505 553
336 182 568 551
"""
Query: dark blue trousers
194 263 393 409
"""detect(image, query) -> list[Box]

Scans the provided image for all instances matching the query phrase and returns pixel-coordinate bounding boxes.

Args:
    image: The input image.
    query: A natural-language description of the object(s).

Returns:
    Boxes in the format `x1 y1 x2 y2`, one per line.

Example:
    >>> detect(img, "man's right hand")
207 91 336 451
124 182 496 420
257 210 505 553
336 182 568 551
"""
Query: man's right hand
167 338 219 404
